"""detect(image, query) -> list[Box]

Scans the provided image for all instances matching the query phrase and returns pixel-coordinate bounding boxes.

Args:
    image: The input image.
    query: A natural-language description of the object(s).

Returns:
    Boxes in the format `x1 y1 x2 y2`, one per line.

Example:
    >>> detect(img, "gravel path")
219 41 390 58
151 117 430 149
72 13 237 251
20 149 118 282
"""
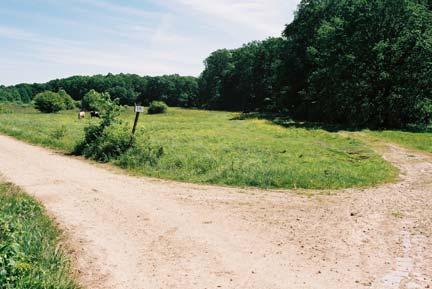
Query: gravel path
0 134 430 289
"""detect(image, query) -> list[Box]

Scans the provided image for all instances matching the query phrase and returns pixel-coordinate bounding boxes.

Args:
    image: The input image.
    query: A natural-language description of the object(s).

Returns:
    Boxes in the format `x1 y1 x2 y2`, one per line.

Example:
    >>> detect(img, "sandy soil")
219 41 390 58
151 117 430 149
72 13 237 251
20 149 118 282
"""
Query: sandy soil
0 134 430 289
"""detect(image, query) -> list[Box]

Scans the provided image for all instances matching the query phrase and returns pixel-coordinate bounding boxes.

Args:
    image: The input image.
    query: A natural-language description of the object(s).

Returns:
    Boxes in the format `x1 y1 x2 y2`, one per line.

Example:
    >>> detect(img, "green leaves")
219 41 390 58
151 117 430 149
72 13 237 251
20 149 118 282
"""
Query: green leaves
33 91 65 113
80 89 110 112
148 101 168 114
283 0 432 128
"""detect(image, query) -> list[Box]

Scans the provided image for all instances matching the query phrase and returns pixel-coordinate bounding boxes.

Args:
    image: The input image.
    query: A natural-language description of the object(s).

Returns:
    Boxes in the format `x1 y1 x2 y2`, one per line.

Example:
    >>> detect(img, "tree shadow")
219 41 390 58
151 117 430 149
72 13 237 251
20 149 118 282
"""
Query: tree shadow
231 112 432 133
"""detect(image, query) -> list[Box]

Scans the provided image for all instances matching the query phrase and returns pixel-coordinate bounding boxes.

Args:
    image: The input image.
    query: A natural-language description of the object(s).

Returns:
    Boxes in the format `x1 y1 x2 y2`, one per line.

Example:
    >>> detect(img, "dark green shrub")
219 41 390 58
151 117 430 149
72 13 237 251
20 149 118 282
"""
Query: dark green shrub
74 100 81 109
33 91 65 113
81 89 109 112
75 96 164 165
74 97 128 161
148 101 168 114
58 89 75 110
78 123 134 162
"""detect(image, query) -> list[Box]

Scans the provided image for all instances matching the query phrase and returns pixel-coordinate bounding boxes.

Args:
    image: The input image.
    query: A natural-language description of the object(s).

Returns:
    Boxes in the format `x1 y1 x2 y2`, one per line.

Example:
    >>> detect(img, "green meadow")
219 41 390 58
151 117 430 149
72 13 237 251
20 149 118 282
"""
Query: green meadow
0 103 399 189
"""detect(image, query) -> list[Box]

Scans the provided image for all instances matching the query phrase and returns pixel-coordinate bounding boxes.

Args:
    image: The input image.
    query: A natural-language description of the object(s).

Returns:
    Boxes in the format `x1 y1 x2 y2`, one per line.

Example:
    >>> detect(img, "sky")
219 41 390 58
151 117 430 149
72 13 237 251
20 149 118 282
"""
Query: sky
0 0 300 85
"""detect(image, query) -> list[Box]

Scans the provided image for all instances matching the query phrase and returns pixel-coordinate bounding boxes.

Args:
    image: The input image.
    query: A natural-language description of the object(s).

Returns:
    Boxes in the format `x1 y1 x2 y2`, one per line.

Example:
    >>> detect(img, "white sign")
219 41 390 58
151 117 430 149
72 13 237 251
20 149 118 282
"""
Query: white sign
135 106 145 113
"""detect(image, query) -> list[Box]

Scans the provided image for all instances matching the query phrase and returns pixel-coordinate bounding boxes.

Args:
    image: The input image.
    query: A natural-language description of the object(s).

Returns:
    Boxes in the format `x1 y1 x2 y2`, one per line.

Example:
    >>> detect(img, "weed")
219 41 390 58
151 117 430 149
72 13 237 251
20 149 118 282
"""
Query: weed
50 125 67 139
391 211 404 218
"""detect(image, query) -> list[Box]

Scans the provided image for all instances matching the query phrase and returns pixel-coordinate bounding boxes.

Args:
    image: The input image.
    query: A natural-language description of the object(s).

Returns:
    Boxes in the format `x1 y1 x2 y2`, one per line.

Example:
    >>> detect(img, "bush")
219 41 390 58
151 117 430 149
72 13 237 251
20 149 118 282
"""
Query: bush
75 96 127 162
74 100 81 109
58 89 75 110
33 91 65 113
78 123 135 162
75 96 136 162
81 89 110 112
75 96 164 165
148 101 168 114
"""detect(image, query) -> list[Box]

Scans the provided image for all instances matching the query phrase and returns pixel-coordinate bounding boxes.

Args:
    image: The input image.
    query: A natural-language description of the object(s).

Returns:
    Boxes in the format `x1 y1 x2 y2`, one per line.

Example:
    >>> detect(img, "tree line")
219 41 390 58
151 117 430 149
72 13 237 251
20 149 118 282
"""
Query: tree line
1 0 431 128
198 0 432 128
0 74 199 108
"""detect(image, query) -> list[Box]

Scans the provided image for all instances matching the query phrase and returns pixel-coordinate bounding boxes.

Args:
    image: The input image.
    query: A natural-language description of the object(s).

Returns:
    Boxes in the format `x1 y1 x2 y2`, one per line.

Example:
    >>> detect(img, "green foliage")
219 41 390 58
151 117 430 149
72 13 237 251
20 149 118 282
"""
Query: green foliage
78 123 135 162
33 91 65 113
1 73 199 108
58 89 75 110
145 75 198 107
282 0 432 128
285 0 432 127
74 96 131 162
75 98 165 165
0 87 22 103
0 182 78 289
197 0 432 128
148 101 168 114
198 38 287 112
81 89 110 112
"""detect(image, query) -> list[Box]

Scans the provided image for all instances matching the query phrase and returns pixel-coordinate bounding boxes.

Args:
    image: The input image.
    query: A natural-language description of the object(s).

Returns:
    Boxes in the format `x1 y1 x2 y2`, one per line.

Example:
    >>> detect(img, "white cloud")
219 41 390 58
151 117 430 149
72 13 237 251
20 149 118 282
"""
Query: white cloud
0 0 300 85
163 0 298 38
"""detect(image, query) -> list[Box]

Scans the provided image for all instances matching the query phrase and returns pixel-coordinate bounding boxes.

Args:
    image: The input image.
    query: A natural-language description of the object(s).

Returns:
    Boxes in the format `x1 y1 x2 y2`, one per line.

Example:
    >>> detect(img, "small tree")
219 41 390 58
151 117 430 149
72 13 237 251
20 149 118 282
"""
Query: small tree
81 89 109 112
34 91 65 113
58 89 75 110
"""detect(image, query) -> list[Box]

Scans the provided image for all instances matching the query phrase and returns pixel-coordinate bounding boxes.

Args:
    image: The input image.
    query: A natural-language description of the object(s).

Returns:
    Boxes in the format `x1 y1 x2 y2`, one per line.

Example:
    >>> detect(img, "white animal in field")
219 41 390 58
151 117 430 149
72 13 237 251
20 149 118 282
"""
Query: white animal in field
78 111 85 120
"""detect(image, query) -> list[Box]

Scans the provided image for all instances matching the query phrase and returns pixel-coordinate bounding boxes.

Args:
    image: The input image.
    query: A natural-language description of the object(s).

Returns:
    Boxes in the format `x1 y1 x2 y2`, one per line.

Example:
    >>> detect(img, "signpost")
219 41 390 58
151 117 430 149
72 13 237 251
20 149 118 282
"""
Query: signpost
132 105 145 134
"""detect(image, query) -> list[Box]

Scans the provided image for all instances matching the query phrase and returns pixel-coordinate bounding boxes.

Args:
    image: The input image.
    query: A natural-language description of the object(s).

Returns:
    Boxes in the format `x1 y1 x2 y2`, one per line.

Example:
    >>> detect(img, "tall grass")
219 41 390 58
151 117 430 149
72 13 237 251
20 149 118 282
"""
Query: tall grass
0 103 397 189
0 182 79 289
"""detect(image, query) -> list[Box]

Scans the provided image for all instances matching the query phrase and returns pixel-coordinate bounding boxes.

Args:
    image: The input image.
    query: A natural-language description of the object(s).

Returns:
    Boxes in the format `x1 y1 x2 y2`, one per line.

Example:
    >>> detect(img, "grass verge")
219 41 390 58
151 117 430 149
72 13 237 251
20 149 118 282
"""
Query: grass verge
0 181 78 289
365 130 432 153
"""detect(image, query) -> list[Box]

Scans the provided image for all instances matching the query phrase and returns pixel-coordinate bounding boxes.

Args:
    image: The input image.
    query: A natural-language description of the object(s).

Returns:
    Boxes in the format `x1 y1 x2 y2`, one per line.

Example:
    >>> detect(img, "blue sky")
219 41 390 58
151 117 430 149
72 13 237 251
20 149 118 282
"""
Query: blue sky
0 0 300 85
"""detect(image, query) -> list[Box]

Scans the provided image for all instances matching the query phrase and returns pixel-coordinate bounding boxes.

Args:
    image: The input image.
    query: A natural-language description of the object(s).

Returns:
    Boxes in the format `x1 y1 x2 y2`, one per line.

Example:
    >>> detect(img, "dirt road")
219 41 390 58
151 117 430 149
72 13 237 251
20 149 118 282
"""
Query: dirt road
0 134 431 289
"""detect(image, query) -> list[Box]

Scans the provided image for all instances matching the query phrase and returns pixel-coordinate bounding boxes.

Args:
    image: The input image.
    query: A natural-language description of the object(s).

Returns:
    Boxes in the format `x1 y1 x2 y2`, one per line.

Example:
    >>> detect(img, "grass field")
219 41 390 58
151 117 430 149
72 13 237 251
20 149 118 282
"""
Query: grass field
0 181 78 289
0 103 398 189
365 130 432 153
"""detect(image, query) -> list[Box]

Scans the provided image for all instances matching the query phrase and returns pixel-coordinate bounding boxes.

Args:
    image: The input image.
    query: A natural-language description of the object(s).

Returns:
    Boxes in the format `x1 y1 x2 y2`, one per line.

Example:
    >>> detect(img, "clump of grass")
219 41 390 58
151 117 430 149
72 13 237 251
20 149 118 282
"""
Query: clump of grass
391 211 404 218
50 125 68 139
0 182 79 289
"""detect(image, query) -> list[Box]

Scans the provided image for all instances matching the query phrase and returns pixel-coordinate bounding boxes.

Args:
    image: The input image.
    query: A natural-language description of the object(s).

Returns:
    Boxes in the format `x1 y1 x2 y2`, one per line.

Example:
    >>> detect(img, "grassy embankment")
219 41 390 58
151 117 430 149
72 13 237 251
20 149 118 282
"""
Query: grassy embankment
365 130 432 153
0 103 397 189
0 181 78 289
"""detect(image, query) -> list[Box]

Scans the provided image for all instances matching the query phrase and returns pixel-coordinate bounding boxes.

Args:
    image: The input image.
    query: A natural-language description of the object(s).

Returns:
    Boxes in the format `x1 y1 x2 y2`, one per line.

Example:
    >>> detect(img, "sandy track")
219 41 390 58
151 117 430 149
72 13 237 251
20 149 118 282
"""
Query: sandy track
0 134 431 289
